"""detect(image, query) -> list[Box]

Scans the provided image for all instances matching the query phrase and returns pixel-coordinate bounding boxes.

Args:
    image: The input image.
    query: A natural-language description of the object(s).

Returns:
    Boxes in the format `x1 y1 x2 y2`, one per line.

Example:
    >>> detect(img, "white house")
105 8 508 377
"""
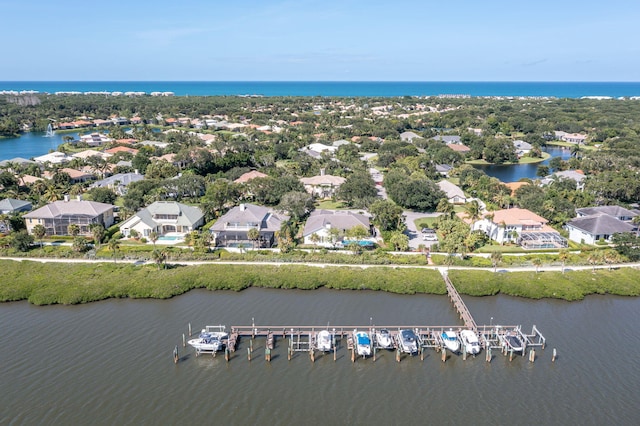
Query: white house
302 210 372 247
473 207 567 249
119 201 204 239
437 180 467 204
300 170 346 199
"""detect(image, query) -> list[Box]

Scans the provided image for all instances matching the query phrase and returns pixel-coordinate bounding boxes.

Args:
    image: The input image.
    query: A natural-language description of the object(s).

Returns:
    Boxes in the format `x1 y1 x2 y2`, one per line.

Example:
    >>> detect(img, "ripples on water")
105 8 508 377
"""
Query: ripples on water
2 288 640 425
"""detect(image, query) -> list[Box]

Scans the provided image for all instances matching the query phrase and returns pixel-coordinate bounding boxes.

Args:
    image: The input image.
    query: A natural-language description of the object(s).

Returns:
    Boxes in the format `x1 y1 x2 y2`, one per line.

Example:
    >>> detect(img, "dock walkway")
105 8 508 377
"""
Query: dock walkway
441 269 477 332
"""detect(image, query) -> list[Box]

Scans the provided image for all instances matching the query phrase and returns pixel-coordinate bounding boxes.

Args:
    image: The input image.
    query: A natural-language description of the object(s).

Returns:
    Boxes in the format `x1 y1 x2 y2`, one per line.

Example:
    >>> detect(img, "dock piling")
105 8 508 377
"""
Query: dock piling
529 349 535 363
173 345 179 364
552 348 557 362
247 347 251 362
182 333 185 348
188 323 191 337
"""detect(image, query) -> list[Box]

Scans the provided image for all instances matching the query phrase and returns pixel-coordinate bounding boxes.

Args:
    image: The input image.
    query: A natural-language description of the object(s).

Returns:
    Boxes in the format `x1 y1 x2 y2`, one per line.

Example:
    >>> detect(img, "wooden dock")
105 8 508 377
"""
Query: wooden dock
182 271 548 363
441 270 477 332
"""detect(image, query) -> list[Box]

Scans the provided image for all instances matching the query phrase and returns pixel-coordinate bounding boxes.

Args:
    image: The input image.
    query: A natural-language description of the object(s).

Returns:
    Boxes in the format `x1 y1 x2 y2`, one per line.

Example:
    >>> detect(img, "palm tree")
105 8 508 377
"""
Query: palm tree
152 249 167 270
603 250 620 271
490 251 502 272
149 231 158 248
532 257 542 273
463 200 481 233
436 199 455 219
32 224 46 248
558 250 570 274
90 224 105 249
67 223 80 237
247 227 260 250
588 251 602 273
107 237 120 263
309 232 321 252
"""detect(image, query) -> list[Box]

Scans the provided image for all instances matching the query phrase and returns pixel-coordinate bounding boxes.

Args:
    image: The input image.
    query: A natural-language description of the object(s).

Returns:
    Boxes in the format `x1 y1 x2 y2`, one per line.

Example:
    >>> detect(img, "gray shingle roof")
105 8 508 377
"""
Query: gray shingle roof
24 200 114 219
302 210 370 236
577 206 637 219
210 204 287 232
567 214 635 235
0 198 32 213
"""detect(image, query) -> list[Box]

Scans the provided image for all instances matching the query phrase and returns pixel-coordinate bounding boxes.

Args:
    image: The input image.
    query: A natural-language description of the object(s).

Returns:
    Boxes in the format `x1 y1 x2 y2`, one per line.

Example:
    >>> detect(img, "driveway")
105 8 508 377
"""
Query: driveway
403 210 442 250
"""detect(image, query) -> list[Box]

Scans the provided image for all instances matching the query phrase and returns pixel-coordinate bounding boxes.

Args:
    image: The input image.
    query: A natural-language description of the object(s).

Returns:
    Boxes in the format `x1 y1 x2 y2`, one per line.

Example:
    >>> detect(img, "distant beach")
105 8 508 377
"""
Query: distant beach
1 81 640 98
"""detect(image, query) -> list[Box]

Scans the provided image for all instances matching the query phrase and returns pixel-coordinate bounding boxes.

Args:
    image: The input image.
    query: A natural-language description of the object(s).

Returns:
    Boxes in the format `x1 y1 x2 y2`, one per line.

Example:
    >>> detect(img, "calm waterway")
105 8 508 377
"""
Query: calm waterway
1 287 639 425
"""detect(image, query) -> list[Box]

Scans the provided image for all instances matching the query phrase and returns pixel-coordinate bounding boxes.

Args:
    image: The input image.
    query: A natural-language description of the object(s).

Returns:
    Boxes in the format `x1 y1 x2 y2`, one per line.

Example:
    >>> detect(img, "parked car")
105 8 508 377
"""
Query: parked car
421 227 435 234
423 233 438 241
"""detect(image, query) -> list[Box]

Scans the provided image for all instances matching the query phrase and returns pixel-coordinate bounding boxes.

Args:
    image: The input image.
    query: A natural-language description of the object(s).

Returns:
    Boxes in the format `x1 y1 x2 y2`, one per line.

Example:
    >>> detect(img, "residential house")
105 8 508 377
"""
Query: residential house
512 140 532 157
234 170 268 184
119 201 204 239
437 180 466 204
0 198 32 233
0 157 38 169
566 214 635 245
563 133 587 144
446 143 471 154
400 131 423 142
539 170 586 191
79 133 113 147
436 164 453 177
23 197 115 236
90 171 144 195
105 146 139 156
300 170 346 198
575 206 637 222
33 151 70 165
0 198 32 214
302 210 372 247
209 203 288 248
71 149 112 161
432 135 461 144
50 168 95 184
473 207 567 249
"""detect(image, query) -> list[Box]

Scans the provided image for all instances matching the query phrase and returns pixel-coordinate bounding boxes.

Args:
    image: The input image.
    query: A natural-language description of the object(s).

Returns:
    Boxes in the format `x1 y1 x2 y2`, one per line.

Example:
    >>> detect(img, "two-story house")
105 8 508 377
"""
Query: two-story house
209 203 288 248
473 207 567 249
119 201 204 239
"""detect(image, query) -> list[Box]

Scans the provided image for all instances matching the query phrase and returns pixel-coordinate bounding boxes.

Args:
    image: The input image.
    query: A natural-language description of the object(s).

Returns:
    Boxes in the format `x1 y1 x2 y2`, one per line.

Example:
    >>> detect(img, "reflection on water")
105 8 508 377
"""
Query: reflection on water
474 147 572 182
1 288 639 425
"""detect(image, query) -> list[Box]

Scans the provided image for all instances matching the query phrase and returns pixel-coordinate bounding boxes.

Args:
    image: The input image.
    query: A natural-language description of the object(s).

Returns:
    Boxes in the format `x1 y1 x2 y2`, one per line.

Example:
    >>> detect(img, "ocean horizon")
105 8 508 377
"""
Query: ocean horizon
2 81 640 98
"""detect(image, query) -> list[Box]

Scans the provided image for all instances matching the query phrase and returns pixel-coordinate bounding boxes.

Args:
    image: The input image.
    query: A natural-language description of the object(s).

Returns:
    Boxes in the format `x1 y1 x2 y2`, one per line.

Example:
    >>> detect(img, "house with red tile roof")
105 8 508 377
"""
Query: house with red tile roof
472 207 567 249
105 146 139 155
234 170 268 184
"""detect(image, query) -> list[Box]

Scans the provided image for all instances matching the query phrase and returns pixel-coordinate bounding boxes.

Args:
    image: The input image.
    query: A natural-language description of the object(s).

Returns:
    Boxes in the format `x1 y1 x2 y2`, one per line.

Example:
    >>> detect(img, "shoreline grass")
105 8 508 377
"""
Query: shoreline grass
2 260 640 306
448 268 640 301
0 261 446 306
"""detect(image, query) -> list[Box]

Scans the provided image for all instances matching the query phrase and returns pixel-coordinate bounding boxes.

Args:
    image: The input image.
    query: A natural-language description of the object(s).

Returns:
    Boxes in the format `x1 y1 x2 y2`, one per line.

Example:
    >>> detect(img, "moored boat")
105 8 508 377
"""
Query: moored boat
503 331 524 352
188 325 228 354
317 330 333 352
441 329 460 353
353 330 372 357
374 328 394 349
398 329 419 355
460 329 481 355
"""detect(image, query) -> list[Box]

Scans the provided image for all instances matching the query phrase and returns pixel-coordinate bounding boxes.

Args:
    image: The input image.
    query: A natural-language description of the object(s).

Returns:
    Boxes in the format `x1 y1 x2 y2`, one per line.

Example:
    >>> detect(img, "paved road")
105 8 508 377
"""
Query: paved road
2 255 639 274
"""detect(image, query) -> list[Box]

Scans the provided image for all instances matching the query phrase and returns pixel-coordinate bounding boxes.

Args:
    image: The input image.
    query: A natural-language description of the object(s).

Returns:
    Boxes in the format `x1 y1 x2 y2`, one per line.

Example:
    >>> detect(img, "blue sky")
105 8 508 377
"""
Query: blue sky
2 0 639 81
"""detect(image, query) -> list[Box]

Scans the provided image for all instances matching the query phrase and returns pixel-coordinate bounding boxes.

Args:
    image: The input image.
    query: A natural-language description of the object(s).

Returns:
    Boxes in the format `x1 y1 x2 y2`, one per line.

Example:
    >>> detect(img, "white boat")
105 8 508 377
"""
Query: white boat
398 329 419 354
460 329 481 355
441 329 460 353
317 330 333 352
188 326 228 354
374 328 394 349
503 331 524 352
353 330 371 357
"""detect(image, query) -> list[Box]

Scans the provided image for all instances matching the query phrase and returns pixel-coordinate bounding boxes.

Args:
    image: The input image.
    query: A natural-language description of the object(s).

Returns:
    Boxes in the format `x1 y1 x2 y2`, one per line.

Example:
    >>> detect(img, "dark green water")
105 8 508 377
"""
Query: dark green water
1 288 639 425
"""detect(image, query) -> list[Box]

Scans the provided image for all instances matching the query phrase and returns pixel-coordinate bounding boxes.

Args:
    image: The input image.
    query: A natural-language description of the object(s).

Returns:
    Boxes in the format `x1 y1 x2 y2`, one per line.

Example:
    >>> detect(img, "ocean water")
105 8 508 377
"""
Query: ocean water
1 81 640 98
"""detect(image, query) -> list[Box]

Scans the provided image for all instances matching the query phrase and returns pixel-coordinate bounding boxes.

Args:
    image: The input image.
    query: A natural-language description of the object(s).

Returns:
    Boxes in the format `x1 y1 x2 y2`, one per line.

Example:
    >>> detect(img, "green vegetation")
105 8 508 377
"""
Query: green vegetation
0 260 445 305
448 269 640 301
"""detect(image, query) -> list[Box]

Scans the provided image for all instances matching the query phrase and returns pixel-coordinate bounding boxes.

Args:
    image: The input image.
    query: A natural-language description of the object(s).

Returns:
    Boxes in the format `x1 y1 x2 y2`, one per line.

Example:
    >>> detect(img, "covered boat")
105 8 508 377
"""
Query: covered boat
460 329 481 355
